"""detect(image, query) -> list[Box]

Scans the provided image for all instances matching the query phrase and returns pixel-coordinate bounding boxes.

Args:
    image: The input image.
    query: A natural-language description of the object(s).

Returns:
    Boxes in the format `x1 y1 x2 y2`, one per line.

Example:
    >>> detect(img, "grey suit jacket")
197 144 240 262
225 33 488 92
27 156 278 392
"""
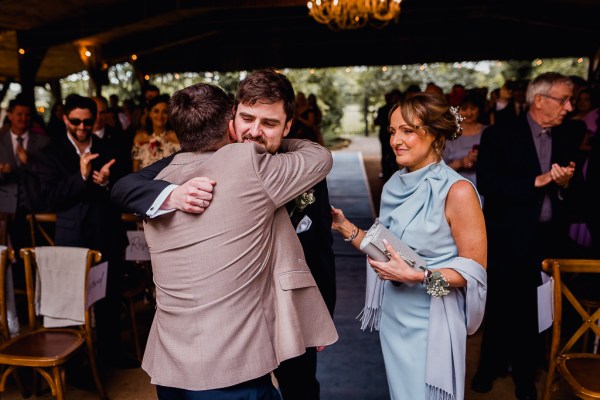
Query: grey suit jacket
0 128 50 213
141 139 338 390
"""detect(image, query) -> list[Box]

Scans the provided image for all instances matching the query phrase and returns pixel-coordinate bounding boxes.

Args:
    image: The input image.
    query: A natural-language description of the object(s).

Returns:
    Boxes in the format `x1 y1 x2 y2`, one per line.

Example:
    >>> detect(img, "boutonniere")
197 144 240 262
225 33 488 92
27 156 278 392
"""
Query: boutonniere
290 189 316 217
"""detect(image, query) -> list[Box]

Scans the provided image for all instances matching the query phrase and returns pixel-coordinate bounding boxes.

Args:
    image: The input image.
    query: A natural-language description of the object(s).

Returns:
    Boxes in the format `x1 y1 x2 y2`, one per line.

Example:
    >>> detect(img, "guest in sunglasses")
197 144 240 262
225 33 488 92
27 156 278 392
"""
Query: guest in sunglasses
38 93 139 371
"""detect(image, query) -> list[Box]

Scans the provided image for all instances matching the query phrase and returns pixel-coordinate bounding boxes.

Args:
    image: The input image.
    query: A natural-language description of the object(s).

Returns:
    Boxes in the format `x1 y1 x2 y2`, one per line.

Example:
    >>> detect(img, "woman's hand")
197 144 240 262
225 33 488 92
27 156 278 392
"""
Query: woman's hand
330 206 347 231
368 239 422 284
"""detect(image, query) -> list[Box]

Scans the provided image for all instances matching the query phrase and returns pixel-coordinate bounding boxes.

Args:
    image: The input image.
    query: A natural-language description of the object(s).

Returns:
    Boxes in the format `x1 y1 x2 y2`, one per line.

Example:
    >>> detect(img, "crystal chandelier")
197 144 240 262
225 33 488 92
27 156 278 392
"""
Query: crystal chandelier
307 0 402 30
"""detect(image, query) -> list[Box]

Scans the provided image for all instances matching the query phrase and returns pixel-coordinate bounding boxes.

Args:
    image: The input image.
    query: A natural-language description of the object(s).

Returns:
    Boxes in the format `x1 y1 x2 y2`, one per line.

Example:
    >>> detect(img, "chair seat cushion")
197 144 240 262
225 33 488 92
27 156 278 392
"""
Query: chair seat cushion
0 330 85 366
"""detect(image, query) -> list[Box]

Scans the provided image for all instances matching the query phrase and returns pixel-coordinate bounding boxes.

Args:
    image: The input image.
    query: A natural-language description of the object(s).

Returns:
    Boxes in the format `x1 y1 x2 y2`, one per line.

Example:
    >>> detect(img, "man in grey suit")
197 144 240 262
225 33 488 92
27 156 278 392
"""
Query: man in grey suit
0 96 50 275
139 82 337 399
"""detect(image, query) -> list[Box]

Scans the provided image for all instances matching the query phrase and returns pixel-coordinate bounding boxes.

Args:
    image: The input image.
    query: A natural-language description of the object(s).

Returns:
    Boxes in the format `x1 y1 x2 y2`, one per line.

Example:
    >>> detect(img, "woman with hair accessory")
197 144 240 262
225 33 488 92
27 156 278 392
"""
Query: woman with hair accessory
443 91 488 187
331 92 487 400
131 94 180 172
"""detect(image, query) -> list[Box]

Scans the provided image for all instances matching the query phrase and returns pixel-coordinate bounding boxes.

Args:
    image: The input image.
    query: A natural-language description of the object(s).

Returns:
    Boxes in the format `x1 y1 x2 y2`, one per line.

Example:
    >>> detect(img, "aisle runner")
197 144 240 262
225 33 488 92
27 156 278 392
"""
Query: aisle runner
316 151 389 400
327 152 377 256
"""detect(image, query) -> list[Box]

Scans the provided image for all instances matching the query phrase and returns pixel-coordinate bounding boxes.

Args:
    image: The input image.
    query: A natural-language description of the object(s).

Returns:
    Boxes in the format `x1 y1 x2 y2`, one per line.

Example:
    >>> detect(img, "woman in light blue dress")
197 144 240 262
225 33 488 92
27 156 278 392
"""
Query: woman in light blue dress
332 92 487 400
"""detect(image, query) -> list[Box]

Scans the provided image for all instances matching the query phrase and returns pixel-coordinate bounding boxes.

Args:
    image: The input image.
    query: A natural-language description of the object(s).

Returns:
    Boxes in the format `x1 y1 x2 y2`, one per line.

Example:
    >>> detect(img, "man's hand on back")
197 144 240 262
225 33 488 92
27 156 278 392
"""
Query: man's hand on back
162 177 216 213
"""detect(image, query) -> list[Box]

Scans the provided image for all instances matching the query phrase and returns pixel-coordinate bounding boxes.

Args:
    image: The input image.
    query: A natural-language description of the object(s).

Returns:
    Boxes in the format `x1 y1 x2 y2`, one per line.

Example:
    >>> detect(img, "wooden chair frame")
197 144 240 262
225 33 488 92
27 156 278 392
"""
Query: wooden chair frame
542 258 600 400
0 247 14 342
26 213 57 247
121 212 154 361
0 247 107 400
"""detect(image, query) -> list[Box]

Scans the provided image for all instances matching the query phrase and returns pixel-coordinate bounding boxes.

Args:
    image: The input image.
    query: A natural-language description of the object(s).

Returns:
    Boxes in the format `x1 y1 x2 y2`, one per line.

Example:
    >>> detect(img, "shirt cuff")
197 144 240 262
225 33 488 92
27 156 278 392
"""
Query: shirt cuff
147 184 178 218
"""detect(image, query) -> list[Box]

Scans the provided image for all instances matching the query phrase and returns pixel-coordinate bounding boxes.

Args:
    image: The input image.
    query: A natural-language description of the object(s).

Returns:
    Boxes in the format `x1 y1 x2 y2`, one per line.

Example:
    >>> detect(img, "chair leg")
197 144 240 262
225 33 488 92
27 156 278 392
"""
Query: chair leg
542 358 558 400
0 366 32 398
52 366 65 400
85 336 108 400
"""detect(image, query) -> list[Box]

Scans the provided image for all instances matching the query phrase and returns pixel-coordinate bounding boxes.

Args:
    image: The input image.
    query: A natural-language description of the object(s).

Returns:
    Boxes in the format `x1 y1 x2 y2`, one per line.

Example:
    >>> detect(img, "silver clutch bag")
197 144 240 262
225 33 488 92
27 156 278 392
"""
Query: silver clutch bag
359 219 426 270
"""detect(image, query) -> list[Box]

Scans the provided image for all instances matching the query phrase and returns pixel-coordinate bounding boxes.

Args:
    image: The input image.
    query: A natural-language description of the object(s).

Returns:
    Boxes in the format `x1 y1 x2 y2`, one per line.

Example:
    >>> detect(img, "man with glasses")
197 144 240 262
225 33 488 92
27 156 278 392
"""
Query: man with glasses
471 72 586 400
38 94 139 372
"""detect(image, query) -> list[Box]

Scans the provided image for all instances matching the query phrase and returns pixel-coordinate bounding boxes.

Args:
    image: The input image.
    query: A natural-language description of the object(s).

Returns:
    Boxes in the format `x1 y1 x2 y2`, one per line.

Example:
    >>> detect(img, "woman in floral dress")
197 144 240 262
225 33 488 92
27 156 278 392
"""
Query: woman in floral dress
131 94 180 171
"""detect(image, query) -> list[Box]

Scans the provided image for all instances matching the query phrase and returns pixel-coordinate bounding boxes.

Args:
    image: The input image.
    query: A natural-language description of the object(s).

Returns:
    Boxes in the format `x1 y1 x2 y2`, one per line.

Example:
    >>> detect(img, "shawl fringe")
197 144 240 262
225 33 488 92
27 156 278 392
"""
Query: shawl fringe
426 384 455 400
356 305 382 332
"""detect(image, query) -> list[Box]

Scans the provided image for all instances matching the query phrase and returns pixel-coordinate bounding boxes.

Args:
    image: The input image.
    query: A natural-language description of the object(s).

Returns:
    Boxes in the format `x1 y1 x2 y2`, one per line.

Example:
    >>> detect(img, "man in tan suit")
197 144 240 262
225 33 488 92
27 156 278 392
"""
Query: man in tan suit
141 82 337 399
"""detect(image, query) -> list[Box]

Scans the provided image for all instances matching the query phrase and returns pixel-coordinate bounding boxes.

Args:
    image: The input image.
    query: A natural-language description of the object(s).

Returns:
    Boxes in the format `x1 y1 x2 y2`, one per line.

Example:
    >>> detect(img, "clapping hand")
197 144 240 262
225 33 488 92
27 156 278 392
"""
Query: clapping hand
535 161 576 188
80 153 99 180
0 162 11 174
92 158 115 185
550 161 575 187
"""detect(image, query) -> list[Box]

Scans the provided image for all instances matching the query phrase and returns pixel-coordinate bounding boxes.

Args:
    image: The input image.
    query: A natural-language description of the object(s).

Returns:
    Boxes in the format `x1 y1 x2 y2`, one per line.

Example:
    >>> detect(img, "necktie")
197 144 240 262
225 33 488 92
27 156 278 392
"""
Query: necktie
15 136 24 166
539 129 551 171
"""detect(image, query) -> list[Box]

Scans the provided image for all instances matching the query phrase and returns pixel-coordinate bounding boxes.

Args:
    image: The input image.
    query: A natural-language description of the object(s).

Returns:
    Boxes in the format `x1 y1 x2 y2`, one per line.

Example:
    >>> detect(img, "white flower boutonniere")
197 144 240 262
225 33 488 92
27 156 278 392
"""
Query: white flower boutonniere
290 189 316 217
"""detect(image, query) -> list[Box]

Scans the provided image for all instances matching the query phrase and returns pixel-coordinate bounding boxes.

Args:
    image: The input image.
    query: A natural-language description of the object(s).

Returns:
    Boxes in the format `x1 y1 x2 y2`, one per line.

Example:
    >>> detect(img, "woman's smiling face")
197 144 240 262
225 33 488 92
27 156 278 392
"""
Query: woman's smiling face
388 107 438 172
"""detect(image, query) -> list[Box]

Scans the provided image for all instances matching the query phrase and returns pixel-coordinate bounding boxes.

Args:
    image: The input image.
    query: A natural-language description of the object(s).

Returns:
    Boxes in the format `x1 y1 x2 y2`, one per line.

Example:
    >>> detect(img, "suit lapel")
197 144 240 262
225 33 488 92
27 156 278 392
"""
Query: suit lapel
0 131 18 167
517 117 543 175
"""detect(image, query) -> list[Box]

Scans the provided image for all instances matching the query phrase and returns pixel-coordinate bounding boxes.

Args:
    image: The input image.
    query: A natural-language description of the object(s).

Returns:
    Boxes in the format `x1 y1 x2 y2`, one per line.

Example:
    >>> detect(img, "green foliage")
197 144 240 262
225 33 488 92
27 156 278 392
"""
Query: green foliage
286 68 345 143
3 58 588 132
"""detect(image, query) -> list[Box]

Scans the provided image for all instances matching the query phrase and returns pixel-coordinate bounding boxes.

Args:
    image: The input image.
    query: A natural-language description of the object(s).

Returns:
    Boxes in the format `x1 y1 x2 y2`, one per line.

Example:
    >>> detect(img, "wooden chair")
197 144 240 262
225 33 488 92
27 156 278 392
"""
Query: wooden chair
0 247 107 400
542 258 600 400
121 213 155 360
26 213 56 247
0 246 14 342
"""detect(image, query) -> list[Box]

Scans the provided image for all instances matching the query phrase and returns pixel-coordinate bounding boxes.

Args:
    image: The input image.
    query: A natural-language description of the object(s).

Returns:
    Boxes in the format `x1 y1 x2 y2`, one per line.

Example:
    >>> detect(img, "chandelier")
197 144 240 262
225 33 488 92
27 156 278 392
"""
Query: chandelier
307 0 402 30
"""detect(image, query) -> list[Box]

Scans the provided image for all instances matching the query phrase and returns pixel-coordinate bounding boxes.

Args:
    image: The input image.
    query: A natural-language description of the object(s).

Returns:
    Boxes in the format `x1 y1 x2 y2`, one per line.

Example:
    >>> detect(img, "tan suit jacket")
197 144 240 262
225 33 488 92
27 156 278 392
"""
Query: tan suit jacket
142 139 338 390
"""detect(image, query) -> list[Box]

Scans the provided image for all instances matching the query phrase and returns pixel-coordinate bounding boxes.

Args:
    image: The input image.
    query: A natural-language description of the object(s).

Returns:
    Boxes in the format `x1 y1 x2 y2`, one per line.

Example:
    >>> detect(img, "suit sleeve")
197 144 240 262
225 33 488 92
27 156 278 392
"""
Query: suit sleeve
476 123 539 202
255 139 333 208
110 154 175 215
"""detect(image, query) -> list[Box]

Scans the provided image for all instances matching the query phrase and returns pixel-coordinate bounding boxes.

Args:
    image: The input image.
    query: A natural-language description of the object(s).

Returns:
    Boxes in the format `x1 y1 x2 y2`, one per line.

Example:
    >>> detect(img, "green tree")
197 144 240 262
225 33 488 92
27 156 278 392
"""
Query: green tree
41 58 589 140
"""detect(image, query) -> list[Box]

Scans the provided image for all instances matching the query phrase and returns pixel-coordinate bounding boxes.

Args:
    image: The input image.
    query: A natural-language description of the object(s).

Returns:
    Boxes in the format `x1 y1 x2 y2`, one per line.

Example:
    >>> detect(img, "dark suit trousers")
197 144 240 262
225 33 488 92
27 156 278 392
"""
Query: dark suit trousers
156 374 280 400
274 347 319 400
478 222 568 391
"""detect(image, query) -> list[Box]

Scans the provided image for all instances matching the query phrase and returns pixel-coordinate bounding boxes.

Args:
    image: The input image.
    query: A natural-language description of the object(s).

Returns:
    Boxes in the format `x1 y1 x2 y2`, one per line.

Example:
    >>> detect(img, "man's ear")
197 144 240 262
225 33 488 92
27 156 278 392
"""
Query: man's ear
282 120 292 138
228 120 238 142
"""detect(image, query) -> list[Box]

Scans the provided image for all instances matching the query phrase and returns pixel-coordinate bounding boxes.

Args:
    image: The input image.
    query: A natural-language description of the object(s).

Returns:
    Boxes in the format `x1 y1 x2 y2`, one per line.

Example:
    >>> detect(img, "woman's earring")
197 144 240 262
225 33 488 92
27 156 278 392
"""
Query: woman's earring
432 141 442 157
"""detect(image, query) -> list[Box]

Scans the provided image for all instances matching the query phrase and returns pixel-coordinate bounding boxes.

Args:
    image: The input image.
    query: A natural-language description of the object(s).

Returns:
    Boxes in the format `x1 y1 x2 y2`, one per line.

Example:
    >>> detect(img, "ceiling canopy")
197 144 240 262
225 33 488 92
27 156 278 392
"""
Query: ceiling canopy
0 0 599 86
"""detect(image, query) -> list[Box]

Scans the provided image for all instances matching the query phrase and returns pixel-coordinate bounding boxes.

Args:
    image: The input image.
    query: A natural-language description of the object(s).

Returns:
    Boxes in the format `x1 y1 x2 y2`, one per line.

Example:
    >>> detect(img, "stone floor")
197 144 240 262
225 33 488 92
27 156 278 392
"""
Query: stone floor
1 135 578 399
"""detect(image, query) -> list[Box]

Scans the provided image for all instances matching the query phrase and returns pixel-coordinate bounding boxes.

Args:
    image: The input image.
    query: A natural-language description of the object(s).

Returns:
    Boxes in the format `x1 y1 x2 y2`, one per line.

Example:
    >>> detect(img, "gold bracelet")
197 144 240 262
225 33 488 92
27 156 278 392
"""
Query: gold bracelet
344 225 359 242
